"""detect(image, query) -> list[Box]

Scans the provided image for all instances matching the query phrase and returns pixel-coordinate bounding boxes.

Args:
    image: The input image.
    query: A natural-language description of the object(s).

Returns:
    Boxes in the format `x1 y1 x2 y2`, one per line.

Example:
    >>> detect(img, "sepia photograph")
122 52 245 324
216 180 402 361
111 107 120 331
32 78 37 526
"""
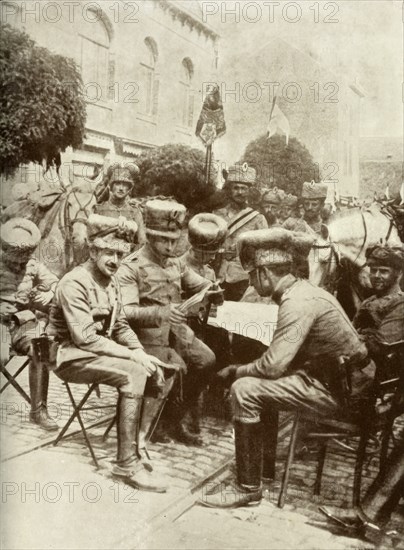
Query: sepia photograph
0 1 403 548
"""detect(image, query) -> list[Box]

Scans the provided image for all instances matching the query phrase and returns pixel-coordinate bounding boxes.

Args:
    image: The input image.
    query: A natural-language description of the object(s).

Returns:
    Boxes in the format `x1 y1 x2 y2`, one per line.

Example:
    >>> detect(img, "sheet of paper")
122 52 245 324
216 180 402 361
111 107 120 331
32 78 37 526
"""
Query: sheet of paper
208 301 279 346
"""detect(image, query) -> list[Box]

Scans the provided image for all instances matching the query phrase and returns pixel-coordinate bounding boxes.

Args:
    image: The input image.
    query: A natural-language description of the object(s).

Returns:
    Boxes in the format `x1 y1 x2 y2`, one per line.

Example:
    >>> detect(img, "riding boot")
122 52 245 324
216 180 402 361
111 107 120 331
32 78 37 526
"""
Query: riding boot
164 399 203 446
261 409 278 483
187 397 202 435
112 394 167 493
29 361 58 431
199 421 263 508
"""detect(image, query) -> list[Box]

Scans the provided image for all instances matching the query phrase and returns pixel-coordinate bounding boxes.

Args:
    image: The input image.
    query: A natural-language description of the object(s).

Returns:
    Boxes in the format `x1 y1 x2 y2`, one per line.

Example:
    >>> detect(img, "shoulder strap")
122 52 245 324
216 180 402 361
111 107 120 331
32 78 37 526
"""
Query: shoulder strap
228 208 259 236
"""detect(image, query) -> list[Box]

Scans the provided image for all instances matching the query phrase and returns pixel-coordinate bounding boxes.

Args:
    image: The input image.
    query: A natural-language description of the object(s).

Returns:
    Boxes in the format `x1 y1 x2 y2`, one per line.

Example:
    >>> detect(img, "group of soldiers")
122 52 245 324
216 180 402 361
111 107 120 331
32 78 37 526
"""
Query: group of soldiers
0 161 403 539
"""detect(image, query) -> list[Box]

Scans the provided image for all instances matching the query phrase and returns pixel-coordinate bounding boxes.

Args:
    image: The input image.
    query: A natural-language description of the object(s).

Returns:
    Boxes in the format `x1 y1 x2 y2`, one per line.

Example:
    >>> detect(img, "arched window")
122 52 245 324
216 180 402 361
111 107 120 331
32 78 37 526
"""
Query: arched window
179 58 194 128
77 15 111 102
140 38 158 116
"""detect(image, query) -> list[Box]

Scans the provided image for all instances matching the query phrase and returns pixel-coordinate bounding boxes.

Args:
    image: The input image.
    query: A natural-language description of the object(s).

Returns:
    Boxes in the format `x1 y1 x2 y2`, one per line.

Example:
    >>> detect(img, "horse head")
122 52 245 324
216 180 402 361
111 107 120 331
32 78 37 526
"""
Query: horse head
63 182 97 266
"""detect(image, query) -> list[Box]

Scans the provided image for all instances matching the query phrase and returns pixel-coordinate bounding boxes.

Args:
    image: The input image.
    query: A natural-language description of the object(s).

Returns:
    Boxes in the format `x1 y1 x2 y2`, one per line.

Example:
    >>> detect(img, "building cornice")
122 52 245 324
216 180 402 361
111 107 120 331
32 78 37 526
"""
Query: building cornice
158 0 219 43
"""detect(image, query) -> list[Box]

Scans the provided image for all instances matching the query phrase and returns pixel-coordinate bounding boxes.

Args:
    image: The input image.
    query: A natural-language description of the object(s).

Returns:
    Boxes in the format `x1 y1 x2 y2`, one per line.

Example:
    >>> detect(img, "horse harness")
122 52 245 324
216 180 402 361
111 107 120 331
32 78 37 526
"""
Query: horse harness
60 187 94 267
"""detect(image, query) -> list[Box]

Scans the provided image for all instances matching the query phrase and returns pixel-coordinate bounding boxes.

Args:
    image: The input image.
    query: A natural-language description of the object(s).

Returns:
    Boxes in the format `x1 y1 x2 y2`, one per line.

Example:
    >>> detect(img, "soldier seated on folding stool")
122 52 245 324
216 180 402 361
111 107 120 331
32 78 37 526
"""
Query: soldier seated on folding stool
48 214 168 492
0 218 59 430
200 227 376 508
118 199 223 446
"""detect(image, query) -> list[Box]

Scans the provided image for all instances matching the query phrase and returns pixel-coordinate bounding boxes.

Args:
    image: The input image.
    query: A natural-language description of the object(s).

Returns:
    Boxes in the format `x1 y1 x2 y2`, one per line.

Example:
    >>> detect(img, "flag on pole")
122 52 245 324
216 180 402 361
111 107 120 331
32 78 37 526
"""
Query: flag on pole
267 96 290 145
195 83 226 147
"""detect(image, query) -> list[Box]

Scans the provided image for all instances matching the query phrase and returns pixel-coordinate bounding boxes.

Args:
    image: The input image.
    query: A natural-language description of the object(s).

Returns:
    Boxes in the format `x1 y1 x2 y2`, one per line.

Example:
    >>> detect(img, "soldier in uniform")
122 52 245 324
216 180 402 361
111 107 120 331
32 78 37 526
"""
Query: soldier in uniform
260 188 284 227
214 163 268 301
353 244 404 371
93 163 146 249
279 193 298 224
49 214 167 491
118 199 222 445
201 228 375 508
283 181 328 235
0 218 59 430
181 213 228 283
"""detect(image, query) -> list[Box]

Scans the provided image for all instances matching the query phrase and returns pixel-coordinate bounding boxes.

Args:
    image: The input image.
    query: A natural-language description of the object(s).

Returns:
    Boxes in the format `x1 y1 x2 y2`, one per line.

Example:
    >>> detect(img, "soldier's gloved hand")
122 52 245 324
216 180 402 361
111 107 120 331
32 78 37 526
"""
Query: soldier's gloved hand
130 349 157 377
169 305 187 326
216 365 239 385
206 284 224 306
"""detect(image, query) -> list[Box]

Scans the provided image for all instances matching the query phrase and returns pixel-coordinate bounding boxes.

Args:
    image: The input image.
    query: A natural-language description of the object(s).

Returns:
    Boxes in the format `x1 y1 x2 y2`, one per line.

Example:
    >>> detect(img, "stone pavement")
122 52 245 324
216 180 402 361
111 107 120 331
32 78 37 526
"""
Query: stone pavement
1 361 403 549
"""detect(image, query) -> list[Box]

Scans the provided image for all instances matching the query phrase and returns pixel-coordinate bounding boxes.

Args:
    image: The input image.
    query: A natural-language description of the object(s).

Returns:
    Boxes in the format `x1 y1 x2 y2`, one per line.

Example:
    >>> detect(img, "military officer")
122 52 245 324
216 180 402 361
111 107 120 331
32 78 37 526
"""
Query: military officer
181 213 228 283
93 163 146 249
49 214 167 491
283 181 328 235
353 244 404 371
260 188 284 227
118 199 221 445
279 192 298 224
0 218 59 430
201 228 375 508
214 163 268 301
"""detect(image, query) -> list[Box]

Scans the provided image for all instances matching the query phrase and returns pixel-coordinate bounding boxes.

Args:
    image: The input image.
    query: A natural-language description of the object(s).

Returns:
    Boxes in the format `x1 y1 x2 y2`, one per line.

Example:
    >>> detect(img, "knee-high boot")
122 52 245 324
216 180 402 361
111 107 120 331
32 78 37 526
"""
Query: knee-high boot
199 421 263 508
261 409 278 482
29 360 58 431
112 394 167 493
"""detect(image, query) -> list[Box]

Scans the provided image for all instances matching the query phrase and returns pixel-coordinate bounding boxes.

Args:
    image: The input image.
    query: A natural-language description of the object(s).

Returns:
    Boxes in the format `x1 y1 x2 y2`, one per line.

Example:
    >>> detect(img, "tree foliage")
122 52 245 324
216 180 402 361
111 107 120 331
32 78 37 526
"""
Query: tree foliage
239 134 319 196
133 143 218 213
0 24 86 174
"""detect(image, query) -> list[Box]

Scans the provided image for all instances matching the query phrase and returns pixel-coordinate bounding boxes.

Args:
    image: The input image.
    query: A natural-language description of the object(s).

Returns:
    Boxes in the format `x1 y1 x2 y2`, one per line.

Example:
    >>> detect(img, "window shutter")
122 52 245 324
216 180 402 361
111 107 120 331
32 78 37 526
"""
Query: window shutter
152 78 160 117
188 92 194 128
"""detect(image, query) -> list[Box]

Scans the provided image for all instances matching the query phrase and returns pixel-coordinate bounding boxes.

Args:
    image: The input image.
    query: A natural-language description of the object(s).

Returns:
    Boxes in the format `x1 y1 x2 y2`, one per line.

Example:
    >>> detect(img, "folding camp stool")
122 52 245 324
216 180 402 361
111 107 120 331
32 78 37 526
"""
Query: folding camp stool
0 354 31 404
53 381 116 469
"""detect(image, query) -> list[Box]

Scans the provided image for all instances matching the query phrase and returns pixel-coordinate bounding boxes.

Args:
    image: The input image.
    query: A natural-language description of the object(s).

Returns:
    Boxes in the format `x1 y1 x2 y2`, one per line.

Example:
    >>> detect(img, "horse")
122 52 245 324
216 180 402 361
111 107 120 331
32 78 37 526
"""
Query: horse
1 181 96 278
308 203 402 317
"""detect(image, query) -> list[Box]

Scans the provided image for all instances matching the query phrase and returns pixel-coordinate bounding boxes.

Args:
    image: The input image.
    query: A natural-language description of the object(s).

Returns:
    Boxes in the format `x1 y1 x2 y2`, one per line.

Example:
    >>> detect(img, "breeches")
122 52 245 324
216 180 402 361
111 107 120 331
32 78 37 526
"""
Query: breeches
55 356 147 397
231 373 340 424
170 323 215 373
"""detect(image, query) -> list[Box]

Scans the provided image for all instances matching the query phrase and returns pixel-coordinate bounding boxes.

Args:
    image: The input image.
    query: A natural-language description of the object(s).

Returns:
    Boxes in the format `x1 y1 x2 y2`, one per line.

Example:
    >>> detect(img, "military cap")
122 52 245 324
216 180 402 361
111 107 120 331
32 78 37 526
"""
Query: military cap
188 213 228 252
0 218 41 253
301 181 328 200
144 199 186 238
261 187 284 205
87 214 137 253
108 162 139 188
365 244 404 271
238 227 314 272
283 193 298 207
223 162 256 186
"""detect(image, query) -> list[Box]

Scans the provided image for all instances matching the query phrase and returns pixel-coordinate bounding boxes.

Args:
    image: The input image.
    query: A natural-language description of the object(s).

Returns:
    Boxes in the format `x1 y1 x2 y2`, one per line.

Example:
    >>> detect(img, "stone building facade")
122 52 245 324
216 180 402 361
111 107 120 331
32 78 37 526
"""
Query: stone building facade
1 0 219 198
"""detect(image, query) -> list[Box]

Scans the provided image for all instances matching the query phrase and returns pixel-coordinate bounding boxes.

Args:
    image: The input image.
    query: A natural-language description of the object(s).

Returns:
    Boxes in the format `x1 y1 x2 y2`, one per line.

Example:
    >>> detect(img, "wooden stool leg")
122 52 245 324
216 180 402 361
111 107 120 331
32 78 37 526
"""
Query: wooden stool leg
314 442 328 496
1 359 31 404
278 411 300 508
353 431 368 507
54 384 95 445
102 415 116 441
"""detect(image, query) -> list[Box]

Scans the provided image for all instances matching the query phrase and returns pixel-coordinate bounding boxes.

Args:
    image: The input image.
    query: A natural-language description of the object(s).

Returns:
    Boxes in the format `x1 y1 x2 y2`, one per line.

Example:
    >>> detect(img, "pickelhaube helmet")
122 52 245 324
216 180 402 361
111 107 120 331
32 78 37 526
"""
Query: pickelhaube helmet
188 213 228 252
237 228 314 272
143 199 186 239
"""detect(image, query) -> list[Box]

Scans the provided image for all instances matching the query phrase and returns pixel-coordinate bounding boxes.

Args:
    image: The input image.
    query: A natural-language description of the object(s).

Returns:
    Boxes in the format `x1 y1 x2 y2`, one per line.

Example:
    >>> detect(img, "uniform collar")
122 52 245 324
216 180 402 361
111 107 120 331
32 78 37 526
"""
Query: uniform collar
143 243 170 268
272 274 298 304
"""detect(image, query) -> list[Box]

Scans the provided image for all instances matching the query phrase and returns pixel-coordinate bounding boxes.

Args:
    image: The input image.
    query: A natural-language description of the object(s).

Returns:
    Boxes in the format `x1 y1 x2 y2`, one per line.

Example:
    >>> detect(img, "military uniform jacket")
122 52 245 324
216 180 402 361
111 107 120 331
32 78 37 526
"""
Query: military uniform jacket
353 291 404 358
237 275 369 385
214 205 267 283
117 244 210 346
49 263 142 367
180 251 216 283
0 256 58 321
93 198 146 245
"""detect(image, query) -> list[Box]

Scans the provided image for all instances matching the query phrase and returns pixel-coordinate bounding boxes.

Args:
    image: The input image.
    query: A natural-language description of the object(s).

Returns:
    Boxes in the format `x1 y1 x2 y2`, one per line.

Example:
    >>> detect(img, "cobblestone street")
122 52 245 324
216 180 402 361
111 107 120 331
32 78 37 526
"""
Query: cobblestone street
1 361 403 549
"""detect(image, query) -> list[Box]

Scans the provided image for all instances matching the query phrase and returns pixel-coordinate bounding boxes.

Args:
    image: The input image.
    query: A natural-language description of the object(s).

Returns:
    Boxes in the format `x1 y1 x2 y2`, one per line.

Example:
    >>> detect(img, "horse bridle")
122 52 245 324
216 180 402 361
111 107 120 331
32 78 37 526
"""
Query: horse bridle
60 187 94 265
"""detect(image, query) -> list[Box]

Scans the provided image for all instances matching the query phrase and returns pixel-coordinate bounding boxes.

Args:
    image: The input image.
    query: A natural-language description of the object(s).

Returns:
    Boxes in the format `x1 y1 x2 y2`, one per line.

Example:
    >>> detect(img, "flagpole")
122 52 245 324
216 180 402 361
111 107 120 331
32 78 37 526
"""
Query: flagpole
205 144 212 185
